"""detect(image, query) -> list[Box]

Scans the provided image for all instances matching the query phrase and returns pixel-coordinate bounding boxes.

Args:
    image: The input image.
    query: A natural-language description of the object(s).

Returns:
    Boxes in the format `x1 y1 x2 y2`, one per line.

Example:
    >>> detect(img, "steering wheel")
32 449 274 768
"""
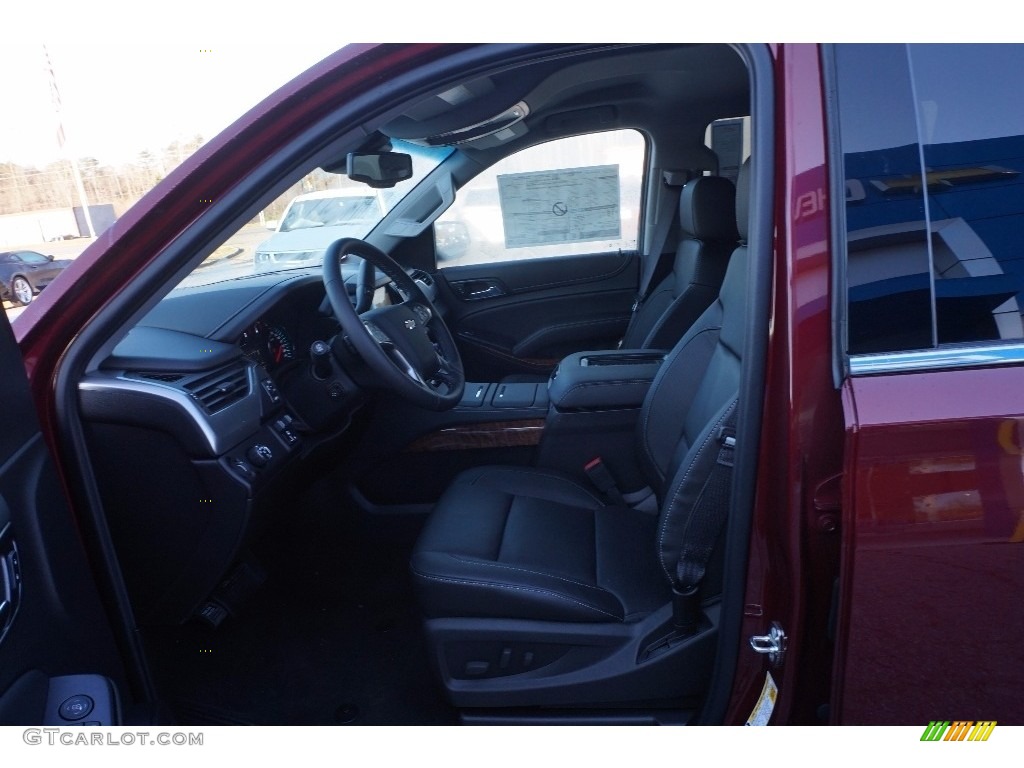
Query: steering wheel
322 238 464 411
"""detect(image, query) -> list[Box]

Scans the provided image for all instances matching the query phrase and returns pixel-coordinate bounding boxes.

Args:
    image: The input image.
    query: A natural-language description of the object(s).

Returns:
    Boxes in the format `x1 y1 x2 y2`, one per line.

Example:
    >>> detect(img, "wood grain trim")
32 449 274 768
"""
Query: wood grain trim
405 419 546 453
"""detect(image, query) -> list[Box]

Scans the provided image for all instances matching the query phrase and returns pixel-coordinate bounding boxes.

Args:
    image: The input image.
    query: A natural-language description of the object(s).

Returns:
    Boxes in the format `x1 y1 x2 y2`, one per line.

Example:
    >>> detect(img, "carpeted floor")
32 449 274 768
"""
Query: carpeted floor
142 481 457 725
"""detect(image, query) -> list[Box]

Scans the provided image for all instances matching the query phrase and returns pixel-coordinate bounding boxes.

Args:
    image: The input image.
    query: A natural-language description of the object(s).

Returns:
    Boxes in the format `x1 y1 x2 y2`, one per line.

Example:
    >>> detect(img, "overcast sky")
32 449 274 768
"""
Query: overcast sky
0 43 343 167
0 2 1006 169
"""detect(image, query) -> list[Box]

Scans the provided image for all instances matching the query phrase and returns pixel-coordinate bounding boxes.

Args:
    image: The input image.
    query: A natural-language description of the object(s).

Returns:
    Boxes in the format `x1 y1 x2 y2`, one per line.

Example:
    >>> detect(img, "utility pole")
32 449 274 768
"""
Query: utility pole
43 45 96 238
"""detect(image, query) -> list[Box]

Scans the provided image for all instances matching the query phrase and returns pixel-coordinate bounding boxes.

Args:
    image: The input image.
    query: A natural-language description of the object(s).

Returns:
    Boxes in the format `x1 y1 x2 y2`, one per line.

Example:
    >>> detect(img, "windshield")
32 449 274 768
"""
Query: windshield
17 251 50 265
278 196 382 232
176 141 451 289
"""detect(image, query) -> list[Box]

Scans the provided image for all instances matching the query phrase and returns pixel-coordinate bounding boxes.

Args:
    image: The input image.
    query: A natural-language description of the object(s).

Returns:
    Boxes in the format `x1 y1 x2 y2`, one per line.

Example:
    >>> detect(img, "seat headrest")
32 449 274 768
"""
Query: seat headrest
678 175 738 243
735 157 751 244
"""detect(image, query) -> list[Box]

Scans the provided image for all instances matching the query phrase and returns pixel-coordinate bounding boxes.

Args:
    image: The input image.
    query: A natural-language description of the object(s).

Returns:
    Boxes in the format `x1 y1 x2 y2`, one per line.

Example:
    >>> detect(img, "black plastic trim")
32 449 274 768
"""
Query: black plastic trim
821 44 850 389
695 42 774 726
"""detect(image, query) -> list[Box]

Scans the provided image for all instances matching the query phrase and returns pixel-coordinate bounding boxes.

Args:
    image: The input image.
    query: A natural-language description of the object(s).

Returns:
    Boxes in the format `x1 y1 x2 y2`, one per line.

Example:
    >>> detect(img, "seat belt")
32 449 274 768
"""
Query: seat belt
583 457 658 512
620 172 686 347
637 171 688 308
671 405 737 637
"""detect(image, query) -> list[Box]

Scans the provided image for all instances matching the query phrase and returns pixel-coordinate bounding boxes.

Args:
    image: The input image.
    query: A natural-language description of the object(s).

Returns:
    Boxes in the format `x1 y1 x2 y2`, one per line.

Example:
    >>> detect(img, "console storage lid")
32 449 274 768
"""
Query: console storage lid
548 349 666 411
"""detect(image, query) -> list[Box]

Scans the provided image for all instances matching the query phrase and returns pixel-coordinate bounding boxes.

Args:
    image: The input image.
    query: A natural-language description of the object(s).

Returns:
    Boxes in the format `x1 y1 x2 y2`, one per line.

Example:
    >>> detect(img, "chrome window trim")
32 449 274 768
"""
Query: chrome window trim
850 343 1024 376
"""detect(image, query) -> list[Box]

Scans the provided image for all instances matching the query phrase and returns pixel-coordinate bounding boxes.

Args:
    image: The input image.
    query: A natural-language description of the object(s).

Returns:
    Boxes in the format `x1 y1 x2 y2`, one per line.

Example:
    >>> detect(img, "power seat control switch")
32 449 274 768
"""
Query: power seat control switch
247 444 274 468
0 519 21 646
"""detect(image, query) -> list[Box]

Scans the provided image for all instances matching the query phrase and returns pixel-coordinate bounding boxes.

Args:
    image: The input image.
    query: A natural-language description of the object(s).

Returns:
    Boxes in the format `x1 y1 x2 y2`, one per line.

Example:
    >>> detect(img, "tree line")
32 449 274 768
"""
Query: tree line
0 135 206 217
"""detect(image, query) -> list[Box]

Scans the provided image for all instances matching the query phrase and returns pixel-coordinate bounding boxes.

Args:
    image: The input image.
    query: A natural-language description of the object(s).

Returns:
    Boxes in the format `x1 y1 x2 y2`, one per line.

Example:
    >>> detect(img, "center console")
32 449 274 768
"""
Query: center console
459 381 549 410
357 350 665 508
547 350 665 411
536 349 666 490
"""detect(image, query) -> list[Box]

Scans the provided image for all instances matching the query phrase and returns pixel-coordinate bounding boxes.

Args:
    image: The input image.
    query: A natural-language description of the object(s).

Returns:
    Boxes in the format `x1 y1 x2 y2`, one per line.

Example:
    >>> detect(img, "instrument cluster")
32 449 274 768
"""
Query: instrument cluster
238 320 297 371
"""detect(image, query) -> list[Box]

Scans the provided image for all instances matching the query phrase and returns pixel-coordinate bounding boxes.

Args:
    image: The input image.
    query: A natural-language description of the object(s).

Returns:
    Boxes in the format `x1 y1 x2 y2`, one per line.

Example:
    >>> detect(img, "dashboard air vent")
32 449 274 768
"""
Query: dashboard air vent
185 364 250 414
410 269 434 287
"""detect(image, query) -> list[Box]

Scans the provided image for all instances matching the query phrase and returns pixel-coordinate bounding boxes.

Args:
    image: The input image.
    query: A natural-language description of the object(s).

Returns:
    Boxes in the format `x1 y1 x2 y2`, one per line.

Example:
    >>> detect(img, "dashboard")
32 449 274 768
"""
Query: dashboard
75 270 373 624
80 273 359 451
78 263 437 467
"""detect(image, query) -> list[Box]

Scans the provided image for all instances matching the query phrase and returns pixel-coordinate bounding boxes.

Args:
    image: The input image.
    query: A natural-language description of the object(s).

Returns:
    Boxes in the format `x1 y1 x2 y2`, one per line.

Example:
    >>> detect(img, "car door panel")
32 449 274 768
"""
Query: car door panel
437 251 638 379
0 311 127 725
837 368 1024 724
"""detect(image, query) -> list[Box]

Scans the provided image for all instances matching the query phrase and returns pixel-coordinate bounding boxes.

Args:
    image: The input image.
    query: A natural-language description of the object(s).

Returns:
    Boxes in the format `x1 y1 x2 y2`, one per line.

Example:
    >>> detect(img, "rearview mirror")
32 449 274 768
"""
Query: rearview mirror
346 152 413 189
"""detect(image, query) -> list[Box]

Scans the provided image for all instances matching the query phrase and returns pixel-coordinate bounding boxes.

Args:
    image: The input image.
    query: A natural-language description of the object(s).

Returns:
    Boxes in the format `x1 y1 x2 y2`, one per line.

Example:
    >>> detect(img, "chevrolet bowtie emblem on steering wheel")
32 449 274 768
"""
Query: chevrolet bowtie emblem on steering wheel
404 319 416 330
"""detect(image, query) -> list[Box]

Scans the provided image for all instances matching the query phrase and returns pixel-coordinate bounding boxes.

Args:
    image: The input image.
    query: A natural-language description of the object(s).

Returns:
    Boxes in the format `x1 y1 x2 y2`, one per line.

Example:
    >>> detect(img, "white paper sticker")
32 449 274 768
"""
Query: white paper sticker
745 671 778 726
497 165 621 248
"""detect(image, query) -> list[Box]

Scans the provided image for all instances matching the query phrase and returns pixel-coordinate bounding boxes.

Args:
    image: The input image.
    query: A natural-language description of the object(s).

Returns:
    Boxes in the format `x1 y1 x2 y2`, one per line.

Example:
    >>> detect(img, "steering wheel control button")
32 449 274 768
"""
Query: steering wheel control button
247 444 274 468
328 382 346 400
411 304 432 324
59 695 94 721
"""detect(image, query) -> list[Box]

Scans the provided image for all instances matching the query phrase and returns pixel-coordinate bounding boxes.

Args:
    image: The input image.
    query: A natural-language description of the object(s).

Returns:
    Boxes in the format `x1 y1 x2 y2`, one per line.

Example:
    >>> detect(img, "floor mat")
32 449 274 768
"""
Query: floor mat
143 486 457 725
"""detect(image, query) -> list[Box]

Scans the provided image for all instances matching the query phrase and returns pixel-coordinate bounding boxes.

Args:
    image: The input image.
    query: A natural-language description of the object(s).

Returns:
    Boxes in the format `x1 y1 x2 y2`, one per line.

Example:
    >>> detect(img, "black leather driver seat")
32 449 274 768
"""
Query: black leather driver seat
411 160 751 708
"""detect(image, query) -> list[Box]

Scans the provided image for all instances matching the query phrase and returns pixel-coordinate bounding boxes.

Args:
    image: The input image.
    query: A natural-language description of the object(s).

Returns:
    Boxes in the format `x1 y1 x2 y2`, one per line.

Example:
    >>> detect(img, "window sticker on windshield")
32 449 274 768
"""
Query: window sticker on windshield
497 165 621 248
745 672 778 726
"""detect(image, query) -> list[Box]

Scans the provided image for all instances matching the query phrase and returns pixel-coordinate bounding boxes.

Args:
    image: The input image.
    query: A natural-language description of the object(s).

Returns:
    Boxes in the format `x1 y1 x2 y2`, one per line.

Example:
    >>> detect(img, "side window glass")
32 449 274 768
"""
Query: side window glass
434 130 645 265
838 44 1024 357
706 117 751 185
837 44 933 355
910 44 1024 346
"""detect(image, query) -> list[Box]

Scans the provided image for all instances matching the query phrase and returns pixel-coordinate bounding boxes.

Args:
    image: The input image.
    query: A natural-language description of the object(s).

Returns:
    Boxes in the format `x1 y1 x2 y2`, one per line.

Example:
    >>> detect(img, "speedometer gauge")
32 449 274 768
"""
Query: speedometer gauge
266 325 295 366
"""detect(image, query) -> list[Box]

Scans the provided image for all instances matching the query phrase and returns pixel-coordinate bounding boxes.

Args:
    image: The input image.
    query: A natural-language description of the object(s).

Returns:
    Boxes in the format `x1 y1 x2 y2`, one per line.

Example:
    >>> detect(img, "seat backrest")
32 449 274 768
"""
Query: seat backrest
633 159 750 583
620 175 738 350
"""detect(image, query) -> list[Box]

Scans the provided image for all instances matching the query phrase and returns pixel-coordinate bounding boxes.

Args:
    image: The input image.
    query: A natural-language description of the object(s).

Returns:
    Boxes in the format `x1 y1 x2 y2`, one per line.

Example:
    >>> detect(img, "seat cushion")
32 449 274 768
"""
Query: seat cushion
411 466 670 623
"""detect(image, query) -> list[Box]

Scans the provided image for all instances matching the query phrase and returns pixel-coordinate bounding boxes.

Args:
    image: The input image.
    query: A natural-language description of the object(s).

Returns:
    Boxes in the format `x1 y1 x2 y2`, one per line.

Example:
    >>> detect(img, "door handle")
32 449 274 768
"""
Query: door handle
452 279 507 301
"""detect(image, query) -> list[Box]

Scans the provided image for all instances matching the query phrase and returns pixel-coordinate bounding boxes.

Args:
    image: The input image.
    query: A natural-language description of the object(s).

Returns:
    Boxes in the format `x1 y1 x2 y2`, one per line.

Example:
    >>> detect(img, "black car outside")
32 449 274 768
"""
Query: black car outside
0 250 71 306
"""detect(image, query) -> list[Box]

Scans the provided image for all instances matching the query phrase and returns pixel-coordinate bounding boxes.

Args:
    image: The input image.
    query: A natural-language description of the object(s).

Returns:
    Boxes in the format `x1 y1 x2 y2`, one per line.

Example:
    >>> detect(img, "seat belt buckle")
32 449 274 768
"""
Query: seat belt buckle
672 583 702 637
584 457 624 505
715 424 736 448
714 425 736 468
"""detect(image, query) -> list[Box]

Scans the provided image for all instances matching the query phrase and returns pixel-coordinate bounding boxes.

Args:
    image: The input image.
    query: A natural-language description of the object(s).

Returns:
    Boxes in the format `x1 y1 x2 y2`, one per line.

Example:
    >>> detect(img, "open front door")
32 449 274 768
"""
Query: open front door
0 310 130 725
